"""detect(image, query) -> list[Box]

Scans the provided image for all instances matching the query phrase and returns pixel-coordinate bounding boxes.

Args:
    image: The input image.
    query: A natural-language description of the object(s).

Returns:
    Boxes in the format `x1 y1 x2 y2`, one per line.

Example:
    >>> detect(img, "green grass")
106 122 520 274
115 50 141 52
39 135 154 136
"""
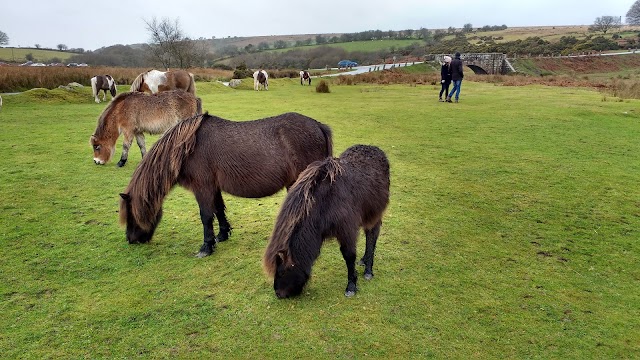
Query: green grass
0 47 73 63
1 79 639 358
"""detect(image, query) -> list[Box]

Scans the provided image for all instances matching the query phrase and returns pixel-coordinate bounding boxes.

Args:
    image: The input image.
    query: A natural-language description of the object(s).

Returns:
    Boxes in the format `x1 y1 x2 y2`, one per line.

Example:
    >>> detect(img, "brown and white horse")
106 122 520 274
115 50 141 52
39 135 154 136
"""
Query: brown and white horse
130 69 196 95
300 70 311 85
91 75 116 103
253 70 269 91
90 90 202 167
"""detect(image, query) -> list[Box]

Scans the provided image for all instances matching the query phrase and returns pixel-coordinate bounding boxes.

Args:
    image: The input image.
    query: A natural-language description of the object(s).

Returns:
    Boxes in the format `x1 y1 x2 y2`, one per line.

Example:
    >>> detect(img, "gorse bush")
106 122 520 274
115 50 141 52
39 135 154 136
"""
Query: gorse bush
315 80 330 93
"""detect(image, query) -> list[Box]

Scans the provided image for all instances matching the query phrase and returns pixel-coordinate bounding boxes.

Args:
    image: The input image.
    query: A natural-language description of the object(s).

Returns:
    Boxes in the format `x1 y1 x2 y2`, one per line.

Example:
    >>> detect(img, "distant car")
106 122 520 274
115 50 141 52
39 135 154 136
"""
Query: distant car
31 63 46 67
20 61 33 66
66 63 78 67
338 60 358 68
78 63 88 67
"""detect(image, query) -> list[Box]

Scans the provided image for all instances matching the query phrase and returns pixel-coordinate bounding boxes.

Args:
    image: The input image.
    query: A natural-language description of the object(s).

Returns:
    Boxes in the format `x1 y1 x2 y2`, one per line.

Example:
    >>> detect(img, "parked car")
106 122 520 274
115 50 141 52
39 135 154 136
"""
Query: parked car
31 63 46 67
20 61 33 66
77 63 88 67
66 63 78 67
338 60 358 68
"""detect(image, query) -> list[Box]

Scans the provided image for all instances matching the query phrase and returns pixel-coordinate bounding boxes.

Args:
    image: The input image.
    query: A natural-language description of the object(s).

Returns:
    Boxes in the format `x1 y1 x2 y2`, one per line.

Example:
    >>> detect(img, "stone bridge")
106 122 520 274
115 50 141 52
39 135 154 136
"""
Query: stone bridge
426 53 515 75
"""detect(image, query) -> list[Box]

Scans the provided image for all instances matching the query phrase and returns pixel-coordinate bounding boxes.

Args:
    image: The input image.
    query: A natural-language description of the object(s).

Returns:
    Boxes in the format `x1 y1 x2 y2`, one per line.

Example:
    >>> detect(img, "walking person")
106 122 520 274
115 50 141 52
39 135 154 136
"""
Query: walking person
446 52 464 103
439 56 452 102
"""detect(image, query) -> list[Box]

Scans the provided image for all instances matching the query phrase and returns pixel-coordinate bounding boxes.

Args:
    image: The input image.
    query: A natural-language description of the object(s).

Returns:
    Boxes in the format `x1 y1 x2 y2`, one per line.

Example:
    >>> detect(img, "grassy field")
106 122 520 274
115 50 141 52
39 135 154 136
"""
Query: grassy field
0 78 639 358
0 47 73 63
271 39 422 53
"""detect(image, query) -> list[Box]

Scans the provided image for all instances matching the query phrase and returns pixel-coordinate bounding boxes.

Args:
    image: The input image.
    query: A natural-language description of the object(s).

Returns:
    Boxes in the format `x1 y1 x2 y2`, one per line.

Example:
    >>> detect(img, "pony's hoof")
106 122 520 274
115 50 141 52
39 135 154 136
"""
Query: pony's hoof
364 273 374 280
215 234 229 242
344 290 356 297
358 259 365 266
116 161 126 167
196 250 213 258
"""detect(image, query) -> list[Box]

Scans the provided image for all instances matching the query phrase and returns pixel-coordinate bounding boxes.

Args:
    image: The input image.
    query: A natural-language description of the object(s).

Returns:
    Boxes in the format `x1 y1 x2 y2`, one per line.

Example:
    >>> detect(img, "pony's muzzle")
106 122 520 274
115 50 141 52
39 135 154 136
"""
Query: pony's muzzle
93 158 105 165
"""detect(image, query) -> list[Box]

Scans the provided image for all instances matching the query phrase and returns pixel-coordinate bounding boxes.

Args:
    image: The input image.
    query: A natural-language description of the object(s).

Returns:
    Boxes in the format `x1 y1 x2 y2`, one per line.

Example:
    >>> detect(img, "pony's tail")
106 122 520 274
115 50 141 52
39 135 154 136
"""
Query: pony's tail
187 73 196 94
263 156 342 277
319 123 333 157
196 97 203 114
120 113 206 230
91 77 97 98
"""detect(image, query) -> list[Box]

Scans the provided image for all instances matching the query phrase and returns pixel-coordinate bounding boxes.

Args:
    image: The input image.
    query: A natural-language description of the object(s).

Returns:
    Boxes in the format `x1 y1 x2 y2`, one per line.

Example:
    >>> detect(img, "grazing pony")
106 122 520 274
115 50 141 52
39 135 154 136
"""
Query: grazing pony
263 145 390 298
300 70 311 85
130 69 196 94
90 90 202 167
253 70 269 91
91 75 116 103
119 112 333 258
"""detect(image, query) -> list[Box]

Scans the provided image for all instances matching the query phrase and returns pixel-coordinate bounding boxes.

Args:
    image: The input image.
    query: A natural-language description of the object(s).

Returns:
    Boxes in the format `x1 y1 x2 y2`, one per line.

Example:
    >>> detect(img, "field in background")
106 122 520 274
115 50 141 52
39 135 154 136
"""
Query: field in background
0 78 638 358
0 47 74 63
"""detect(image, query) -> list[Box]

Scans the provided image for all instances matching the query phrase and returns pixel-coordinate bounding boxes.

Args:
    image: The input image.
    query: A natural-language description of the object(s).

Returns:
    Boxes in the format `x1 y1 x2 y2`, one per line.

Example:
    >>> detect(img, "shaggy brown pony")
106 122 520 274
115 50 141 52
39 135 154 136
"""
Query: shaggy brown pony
119 112 333 258
263 145 390 298
90 90 202 167
130 69 196 94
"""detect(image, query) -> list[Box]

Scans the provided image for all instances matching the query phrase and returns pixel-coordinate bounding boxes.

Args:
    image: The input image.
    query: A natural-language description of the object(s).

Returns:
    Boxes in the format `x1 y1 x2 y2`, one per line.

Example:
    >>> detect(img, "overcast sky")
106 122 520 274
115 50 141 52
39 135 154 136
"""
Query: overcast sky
0 0 634 51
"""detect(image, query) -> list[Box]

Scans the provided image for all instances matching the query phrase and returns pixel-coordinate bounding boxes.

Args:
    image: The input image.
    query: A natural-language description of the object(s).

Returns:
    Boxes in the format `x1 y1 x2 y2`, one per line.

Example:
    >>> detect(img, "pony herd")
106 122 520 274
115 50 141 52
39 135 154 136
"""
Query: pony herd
89 68 389 298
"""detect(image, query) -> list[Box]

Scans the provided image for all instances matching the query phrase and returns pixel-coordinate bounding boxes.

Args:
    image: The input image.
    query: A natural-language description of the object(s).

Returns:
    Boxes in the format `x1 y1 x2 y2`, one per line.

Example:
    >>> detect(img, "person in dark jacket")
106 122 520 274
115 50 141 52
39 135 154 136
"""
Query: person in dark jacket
439 55 452 102
446 52 464 103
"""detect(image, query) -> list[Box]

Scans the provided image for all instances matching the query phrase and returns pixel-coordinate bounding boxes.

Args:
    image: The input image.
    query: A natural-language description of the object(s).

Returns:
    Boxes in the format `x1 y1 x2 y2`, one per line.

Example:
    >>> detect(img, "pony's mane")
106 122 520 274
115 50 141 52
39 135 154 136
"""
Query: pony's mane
119 113 206 230
130 69 153 92
93 92 138 137
263 157 342 276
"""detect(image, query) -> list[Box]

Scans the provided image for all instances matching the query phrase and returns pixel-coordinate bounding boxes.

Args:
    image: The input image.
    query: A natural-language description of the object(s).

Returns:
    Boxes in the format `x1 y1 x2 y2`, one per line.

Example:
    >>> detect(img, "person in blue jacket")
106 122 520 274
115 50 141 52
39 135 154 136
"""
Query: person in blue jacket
446 52 464 103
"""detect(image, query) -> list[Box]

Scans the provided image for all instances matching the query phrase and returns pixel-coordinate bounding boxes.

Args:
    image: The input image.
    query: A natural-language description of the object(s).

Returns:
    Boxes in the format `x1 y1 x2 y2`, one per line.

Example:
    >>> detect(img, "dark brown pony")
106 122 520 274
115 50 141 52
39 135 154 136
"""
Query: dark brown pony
300 70 311 85
263 145 390 298
130 69 196 94
119 112 333 258
90 90 202 167
91 75 116 103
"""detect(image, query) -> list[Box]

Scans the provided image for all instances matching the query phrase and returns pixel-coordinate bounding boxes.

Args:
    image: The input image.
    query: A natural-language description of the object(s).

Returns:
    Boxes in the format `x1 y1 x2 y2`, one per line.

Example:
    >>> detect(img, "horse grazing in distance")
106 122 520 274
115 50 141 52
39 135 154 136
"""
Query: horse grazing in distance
253 70 269 91
300 70 311 85
264 145 390 298
91 75 116 103
130 69 196 94
90 90 202 167
119 112 333 258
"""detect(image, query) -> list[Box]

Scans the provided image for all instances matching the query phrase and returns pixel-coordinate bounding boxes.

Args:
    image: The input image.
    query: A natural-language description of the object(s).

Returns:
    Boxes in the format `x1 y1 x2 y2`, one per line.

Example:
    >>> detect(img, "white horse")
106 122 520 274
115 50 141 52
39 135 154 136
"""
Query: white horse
91 75 116 103
300 70 311 85
253 70 269 91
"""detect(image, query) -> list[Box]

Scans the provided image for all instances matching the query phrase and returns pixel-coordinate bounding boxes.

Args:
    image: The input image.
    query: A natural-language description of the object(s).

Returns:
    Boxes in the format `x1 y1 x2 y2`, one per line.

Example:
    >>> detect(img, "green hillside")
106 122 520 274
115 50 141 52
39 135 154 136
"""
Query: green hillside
0 48 73 63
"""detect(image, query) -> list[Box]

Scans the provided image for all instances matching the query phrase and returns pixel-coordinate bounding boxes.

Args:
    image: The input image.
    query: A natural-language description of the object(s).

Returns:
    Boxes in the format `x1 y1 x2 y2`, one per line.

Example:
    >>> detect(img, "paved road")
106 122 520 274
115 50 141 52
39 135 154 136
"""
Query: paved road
319 62 418 77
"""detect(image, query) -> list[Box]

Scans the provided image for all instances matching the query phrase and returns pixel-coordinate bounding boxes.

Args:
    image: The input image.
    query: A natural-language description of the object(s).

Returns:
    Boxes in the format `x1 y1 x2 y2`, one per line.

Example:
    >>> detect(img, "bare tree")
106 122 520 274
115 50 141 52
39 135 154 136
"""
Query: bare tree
0 31 9 45
144 17 204 68
35 44 41 49
57 44 68 51
627 0 640 25
589 16 622 34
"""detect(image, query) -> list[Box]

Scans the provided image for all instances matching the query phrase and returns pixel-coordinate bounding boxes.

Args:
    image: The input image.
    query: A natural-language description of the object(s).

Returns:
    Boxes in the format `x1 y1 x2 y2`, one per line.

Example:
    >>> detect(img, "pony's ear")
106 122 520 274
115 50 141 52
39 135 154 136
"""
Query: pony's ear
275 251 286 267
120 193 131 202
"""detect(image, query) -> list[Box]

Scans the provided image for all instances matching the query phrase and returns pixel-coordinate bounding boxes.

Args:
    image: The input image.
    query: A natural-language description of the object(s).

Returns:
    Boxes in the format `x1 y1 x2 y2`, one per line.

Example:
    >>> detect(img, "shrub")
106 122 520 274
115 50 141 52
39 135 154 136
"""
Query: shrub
316 80 330 93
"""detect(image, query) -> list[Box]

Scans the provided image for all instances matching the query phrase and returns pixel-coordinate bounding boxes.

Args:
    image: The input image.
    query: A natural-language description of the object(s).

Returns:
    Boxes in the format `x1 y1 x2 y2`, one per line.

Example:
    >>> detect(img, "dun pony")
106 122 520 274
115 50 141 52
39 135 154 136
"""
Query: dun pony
130 69 196 94
90 90 202 167
300 70 311 85
263 145 390 298
119 112 333 258
253 70 269 91
91 75 116 103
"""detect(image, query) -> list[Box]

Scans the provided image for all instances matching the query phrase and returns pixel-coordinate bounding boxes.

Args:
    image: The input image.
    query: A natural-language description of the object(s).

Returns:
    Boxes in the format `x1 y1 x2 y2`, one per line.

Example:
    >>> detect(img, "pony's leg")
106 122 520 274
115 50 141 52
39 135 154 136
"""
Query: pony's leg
101 90 107 102
360 220 382 280
339 230 359 297
116 133 134 167
195 191 217 258
213 190 231 242
135 133 147 157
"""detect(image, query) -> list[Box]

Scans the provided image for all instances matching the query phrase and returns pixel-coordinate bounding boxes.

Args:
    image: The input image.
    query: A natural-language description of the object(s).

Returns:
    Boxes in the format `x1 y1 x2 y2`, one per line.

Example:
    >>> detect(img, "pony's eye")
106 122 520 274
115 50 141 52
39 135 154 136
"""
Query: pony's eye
93 145 101 151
